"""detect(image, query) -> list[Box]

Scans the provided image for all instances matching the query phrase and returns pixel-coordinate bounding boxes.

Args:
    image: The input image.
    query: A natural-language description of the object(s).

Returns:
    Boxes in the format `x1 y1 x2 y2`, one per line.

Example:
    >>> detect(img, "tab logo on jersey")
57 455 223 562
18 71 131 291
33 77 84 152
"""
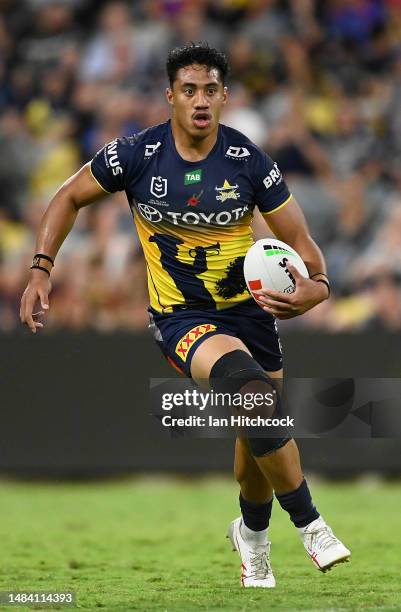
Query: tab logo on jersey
145 142 161 157
263 163 283 189
226 146 250 159
184 169 202 185
175 324 217 362
150 176 168 198
215 179 240 202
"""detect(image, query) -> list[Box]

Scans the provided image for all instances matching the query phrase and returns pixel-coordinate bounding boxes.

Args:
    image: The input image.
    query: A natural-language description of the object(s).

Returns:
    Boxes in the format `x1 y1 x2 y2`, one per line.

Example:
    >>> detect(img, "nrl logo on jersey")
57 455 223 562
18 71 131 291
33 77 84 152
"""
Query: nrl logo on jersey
150 175 168 198
225 146 250 159
144 142 161 157
215 179 240 202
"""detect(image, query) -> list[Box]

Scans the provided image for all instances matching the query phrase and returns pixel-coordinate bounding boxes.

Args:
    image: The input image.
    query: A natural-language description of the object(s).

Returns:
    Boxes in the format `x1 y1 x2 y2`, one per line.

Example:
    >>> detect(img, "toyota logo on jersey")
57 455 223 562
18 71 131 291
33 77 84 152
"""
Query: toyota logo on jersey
138 203 163 222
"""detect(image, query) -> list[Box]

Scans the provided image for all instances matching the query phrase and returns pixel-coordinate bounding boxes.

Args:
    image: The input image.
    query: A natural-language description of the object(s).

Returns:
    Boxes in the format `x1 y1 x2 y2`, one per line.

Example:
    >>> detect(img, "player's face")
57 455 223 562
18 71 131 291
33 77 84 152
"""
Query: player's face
166 64 227 139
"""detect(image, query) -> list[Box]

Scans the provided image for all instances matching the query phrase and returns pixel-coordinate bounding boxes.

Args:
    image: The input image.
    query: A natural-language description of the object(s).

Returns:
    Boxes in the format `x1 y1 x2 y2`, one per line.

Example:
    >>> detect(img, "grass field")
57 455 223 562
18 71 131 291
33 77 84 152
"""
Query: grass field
0 477 400 611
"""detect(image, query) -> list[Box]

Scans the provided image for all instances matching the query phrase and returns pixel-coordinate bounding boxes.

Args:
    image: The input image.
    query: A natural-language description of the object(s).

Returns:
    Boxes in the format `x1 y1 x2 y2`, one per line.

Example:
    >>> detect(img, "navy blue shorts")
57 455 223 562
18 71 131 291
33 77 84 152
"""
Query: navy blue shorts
148 299 283 377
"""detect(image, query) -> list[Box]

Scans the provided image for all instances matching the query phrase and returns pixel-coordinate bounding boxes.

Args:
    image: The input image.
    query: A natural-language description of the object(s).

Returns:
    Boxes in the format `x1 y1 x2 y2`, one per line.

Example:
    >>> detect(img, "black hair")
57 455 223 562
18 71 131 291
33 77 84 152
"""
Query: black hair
166 42 229 86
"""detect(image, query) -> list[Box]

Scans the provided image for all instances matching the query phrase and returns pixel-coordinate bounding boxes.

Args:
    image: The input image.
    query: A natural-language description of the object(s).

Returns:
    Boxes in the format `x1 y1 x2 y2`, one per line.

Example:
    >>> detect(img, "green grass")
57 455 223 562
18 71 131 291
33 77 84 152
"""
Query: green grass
0 477 400 611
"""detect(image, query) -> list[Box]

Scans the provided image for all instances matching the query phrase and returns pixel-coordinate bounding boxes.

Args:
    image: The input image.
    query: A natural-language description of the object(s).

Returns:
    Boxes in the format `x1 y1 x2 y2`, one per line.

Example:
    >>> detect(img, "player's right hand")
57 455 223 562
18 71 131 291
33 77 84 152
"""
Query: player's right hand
20 271 52 333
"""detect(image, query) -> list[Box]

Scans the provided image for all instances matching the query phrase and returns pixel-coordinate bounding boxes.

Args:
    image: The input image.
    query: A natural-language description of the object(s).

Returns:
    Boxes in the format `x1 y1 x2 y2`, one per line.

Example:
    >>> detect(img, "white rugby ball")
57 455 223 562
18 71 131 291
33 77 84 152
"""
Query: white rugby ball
244 238 309 304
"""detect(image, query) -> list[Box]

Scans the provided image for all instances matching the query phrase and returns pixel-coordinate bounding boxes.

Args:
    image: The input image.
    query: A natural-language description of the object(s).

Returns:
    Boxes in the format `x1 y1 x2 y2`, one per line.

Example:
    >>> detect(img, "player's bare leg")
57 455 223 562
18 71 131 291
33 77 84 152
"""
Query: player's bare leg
234 437 272 503
191 335 351 579
254 438 303 494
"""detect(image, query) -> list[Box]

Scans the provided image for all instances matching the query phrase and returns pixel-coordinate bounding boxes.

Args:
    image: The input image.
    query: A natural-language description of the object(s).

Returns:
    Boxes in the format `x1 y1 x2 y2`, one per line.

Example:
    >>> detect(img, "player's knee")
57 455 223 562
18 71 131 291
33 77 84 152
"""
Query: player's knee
209 349 272 394
209 350 291 458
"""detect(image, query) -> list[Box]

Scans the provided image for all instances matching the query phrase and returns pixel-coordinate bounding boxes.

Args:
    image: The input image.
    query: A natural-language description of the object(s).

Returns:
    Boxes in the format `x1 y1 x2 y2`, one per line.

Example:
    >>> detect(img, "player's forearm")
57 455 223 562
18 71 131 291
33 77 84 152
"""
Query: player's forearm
265 198 328 279
290 234 327 278
30 164 106 270
33 191 79 264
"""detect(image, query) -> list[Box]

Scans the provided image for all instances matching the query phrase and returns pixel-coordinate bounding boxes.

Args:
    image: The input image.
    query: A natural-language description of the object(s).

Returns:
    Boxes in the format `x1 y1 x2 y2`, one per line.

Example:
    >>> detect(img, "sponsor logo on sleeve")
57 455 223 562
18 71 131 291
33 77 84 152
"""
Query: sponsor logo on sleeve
104 139 123 176
263 163 283 189
150 176 168 198
225 146 250 159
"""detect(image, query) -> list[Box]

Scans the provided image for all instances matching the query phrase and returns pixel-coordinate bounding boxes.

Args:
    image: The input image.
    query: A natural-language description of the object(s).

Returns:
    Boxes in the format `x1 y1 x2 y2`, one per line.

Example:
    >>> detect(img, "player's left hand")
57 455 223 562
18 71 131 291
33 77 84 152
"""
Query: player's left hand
254 264 329 319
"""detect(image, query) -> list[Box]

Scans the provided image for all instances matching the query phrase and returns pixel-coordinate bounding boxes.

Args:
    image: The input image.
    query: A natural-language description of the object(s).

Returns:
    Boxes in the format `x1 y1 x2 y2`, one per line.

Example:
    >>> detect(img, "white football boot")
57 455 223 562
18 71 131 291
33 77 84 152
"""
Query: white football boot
227 517 276 588
300 516 351 572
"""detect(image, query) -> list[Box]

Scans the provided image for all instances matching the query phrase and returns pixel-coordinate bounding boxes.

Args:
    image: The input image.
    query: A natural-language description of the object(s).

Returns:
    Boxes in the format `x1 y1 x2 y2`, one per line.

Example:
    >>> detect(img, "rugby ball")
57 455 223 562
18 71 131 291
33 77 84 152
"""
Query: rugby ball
243 238 309 303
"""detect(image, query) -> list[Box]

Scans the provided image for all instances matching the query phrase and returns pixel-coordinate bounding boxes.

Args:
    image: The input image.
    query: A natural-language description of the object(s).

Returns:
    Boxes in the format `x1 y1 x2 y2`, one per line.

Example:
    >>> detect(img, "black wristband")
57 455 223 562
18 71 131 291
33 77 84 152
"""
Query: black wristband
310 272 328 280
30 264 51 277
33 253 54 267
316 278 330 297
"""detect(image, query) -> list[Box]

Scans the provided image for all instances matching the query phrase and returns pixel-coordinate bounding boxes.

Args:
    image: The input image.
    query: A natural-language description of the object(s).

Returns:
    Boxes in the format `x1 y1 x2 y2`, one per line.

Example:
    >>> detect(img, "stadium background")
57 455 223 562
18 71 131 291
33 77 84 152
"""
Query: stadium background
1 2 401 610
2 0 401 334
1 0 401 473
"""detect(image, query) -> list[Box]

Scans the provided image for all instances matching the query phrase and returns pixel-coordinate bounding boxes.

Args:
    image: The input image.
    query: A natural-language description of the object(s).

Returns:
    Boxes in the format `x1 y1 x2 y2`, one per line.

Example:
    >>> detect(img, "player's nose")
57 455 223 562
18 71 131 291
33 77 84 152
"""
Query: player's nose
193 91 210 108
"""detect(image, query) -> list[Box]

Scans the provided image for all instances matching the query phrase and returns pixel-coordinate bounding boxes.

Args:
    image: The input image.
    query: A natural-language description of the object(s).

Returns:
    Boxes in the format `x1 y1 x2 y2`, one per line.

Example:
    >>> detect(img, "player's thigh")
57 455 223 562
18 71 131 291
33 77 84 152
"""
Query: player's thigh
190 333 252 383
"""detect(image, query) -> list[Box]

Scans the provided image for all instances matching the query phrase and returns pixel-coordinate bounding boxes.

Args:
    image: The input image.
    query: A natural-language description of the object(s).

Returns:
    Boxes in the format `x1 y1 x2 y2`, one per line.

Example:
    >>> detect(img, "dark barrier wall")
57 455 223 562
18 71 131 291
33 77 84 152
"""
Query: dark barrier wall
1 331 400 477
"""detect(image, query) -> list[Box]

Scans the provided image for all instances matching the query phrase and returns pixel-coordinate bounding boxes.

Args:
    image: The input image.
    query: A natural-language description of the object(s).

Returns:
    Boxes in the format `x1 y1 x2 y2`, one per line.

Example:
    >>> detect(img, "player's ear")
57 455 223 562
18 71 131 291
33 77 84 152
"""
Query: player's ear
222 86 228 105
166 87 174 106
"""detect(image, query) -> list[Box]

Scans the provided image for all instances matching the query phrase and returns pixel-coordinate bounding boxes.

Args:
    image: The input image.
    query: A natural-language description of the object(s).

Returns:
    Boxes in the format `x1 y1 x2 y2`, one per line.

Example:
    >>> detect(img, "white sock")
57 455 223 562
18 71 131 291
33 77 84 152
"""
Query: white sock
240 519 268 548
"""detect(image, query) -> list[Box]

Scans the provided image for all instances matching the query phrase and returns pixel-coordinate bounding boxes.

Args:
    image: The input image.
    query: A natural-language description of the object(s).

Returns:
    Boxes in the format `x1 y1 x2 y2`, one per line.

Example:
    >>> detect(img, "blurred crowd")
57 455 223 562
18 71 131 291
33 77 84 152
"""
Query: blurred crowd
1 0 401 332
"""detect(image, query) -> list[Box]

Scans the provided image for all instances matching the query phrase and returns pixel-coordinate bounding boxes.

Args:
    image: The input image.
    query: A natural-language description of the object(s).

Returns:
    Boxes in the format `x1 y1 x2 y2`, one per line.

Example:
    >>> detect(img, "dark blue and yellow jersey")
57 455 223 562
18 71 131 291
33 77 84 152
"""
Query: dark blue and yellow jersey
91 120 292 313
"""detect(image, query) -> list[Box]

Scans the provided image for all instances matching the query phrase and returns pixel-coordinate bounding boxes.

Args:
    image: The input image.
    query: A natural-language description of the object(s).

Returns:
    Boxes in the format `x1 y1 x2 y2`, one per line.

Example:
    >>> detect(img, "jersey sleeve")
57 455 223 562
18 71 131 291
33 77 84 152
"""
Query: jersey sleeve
252 149 292 215
90 137 136 193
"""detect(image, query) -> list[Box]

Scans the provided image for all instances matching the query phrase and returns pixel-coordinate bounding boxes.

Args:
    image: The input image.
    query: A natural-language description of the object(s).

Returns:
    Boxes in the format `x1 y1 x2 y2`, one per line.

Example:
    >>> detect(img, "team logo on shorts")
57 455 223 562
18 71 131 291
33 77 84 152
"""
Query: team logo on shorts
175 324 217 362
150 176 168 198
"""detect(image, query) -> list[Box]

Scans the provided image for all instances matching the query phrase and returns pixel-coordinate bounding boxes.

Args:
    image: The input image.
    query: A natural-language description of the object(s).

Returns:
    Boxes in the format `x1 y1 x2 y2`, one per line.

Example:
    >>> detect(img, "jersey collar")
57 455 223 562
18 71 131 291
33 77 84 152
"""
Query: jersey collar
167 119 221 166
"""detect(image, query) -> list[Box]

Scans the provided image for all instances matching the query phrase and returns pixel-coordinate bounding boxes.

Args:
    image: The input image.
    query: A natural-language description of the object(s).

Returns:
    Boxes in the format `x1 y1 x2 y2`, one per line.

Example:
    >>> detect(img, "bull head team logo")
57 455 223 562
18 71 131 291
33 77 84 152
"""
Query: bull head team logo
150 176 168 198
